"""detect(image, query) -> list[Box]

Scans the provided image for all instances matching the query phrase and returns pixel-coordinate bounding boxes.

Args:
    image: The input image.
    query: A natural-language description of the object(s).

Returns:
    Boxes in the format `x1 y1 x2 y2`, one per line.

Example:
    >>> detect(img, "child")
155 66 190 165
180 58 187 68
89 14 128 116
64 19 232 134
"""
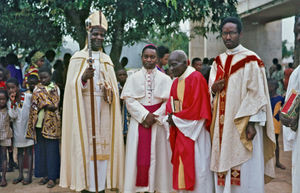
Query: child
116 68 130 144
7 76 38 185
0 89 12 187
268 79 286 169
26 67 61 188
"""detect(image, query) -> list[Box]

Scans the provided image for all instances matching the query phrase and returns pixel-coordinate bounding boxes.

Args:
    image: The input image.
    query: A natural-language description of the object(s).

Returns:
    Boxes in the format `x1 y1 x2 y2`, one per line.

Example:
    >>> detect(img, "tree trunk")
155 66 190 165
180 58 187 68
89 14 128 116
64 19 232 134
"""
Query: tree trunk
109 18 126 70
294 15 300 68
110 28 124 70
64 8 90 50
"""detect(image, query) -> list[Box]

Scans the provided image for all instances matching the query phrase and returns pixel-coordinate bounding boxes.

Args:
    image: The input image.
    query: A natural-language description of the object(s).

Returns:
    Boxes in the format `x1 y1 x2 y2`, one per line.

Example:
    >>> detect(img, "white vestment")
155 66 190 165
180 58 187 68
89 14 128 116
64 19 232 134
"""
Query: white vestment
283 65 300 193
121 67 173 193
209 45 276 193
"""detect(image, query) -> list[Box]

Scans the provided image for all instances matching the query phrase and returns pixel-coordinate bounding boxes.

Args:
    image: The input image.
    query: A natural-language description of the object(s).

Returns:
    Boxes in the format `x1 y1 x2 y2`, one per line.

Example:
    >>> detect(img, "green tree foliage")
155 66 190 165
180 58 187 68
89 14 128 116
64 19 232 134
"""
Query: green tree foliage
1 0 238 68
0 0 63 54
282 40 294 59
148 25 189 55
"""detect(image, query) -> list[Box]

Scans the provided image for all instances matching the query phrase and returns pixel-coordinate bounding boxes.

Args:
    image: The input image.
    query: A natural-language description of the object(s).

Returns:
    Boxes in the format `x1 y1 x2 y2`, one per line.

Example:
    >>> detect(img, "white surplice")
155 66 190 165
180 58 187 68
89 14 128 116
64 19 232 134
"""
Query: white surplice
283 65 300 193
121 67 173 193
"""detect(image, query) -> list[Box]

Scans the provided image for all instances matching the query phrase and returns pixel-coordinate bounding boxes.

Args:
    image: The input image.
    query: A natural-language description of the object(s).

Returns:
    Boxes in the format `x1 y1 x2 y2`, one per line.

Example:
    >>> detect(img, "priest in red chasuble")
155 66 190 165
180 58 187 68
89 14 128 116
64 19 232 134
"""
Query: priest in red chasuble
166 50 213 193
209 17 275 193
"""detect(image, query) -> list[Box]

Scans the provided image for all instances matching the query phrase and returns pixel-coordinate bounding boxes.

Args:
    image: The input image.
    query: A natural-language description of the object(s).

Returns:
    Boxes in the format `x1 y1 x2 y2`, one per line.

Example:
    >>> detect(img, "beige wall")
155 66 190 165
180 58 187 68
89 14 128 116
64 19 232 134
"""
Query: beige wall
189 19 282 75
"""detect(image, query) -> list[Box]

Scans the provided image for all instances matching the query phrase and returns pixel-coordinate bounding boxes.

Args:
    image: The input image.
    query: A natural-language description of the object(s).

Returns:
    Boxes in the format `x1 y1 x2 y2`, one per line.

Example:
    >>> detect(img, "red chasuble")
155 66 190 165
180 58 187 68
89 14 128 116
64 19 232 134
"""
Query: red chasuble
166 71 211 190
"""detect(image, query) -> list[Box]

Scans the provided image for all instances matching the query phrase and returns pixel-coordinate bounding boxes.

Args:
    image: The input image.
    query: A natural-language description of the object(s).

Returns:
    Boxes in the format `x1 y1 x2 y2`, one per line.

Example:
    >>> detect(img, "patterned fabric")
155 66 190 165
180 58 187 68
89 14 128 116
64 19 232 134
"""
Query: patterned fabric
24 64 39 84
26 83 61 140
0 108 12 141
271 95 285 134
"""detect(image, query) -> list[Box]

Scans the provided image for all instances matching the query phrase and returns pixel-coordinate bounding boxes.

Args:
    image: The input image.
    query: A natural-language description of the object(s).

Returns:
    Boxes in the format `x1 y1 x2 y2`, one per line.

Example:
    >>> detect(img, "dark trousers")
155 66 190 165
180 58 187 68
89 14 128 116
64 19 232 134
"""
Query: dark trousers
34 128 60 181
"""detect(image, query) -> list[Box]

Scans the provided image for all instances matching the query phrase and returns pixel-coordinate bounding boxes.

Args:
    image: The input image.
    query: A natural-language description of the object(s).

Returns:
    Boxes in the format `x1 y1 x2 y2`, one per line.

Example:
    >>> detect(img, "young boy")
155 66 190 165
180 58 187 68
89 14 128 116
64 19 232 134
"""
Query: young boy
26 67 61 188
0 89 12 187
116 68 130 144
268 79 286 169
7 76 38 185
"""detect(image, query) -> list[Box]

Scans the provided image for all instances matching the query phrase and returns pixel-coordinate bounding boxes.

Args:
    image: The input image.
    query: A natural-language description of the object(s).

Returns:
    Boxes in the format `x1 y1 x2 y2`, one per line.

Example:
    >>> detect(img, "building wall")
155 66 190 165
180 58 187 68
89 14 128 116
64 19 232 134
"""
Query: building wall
190 19 282 75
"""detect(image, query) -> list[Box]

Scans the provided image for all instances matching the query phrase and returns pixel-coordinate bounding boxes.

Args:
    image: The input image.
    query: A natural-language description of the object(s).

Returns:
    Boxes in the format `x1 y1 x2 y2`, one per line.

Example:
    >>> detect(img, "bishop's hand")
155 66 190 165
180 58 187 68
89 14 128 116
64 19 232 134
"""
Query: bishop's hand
82 66 95 82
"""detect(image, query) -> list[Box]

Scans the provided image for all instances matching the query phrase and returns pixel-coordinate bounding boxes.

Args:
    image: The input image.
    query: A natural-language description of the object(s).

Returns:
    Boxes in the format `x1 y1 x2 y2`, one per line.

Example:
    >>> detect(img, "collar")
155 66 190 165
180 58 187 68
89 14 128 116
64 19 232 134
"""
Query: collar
178 66 195 80
142 67 157 75
225 44 247 55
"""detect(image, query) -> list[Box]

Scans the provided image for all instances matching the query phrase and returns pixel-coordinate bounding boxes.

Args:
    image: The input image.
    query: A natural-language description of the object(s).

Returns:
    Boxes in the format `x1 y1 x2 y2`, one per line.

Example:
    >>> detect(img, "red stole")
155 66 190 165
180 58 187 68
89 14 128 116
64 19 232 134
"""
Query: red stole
136 102 162 187
166 71 211 190
214 54 264 186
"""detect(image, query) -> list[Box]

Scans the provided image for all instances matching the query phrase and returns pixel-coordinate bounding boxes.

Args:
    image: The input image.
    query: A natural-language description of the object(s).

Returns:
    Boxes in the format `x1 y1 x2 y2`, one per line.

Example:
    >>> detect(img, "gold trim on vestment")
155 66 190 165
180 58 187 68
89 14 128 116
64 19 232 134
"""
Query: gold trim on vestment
178 156 186 189
110 72 116 186
76 59 88 187
210 93 219 142
91 154 110 160
234 116 252 151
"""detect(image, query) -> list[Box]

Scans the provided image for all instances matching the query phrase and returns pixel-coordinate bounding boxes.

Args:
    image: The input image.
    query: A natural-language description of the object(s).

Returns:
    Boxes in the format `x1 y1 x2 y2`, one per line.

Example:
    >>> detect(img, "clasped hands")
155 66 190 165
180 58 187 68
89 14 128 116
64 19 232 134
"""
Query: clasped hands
142 113 158 128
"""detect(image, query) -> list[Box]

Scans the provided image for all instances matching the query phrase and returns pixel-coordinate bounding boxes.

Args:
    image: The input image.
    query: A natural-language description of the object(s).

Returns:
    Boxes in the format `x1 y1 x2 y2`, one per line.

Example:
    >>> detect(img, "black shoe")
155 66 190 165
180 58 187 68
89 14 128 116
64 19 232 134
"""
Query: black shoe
9 161 18 169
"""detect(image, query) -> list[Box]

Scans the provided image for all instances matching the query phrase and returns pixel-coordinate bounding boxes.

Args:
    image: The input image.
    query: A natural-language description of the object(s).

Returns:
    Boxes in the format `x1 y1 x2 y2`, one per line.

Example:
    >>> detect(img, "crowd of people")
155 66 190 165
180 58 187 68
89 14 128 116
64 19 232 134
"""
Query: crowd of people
0 50 70 187
0 10 300 193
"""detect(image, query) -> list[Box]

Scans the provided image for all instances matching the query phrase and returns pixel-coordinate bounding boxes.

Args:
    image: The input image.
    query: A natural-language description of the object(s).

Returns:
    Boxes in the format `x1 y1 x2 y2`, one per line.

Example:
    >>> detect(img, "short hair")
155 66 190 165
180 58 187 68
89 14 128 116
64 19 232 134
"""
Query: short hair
288 62 293 68
203 57 209 64
276 63 282 71
6 53 18 64
120 57 128 67
220 17 243 34
45 50 56 59
192 57 201 65
6 77 19 87
272 58 279 64
0 89 8 100
157 46 170 59
142 44 157 55
38 66 52 76
170 50 187 64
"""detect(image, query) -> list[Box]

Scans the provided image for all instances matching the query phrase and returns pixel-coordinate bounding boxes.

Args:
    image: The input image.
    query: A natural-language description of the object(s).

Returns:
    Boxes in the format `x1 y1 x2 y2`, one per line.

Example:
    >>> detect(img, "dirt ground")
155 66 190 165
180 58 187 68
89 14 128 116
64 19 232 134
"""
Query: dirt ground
1 134 292 193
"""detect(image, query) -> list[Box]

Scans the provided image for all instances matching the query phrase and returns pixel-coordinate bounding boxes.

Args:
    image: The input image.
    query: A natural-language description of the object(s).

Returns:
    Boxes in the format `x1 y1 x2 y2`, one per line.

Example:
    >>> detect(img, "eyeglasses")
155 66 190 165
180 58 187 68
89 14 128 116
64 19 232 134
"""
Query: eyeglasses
221 31 238 37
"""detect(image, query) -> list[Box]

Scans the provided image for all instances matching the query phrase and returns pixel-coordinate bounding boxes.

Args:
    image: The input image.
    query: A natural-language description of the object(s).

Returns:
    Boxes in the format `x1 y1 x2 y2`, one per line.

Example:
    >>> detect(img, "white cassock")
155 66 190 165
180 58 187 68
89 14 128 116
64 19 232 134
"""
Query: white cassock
283 65 300 193
209 45 275 193
121 67 173 193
